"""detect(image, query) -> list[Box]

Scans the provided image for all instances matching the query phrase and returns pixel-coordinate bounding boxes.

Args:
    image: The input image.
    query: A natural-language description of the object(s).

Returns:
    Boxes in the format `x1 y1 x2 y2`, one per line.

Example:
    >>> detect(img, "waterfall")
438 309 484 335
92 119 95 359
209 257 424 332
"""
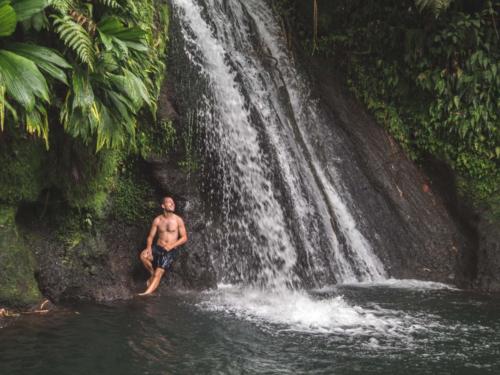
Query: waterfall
170 0 387 289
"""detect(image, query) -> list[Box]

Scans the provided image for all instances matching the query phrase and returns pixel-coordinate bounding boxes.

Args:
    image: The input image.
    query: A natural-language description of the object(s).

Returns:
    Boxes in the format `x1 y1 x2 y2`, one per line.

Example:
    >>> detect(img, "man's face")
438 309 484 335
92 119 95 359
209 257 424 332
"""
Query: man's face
162 197 175 212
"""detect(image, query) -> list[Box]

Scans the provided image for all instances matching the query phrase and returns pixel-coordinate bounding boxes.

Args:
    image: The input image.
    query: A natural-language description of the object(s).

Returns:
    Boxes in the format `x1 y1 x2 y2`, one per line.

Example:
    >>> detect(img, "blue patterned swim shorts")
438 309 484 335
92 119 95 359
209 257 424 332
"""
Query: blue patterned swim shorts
152 244 178 271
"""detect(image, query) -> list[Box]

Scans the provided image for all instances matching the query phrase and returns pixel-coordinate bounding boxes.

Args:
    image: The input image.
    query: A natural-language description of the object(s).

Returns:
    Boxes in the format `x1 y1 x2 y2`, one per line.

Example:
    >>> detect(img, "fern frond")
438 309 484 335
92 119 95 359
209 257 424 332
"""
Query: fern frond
415 0 453 16
95 0 120 9
52 15 95 69
48 0 75 14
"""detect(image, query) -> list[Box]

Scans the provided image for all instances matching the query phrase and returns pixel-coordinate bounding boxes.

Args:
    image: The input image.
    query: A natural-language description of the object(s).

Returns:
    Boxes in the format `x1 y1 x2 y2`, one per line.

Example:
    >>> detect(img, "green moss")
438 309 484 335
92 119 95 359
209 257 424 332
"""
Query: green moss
45 139 122 216
178 119 200 173
137 119 177 159
0 205 16 227
0 210 42 306
110 162 157 225
0 137 47 206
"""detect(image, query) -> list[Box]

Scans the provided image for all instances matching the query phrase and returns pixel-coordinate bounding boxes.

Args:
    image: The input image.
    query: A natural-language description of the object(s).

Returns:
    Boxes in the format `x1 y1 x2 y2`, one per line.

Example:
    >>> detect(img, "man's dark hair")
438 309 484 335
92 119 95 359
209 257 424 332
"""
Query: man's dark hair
162 196 174 203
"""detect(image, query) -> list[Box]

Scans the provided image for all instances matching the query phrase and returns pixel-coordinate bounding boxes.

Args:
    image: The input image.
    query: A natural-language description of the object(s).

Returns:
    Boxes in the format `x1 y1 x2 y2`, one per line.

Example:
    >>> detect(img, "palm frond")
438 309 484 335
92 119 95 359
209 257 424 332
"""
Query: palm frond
95 101 134 151
97 17 148 52
25 103 49 147
11 0 46 22
52 14 95 68
61 70 95 139
0 75 5 131
0 2 17 37
0 49 49 110
108 69 150 111
4 98 19 123
6 42 71 84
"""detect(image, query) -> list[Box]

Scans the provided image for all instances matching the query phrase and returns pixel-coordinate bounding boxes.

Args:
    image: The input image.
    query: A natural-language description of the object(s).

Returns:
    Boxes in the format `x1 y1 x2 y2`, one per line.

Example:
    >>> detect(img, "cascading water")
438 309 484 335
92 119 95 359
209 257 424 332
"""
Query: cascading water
170 0 386 289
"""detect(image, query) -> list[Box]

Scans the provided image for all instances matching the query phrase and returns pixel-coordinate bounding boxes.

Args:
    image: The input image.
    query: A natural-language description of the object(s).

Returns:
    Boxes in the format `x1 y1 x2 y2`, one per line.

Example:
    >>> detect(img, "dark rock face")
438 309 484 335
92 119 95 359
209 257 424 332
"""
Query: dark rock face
475 216 500 290
21 77 216 304
33 224 142 303
302 57 476 287
33 197 216 303
146 158 217 291
0 208 42 307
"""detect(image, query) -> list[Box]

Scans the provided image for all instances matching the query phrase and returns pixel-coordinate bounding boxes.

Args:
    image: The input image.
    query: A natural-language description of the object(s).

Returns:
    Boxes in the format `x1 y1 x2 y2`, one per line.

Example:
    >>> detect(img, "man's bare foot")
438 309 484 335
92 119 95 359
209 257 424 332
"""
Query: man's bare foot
137 292 153 296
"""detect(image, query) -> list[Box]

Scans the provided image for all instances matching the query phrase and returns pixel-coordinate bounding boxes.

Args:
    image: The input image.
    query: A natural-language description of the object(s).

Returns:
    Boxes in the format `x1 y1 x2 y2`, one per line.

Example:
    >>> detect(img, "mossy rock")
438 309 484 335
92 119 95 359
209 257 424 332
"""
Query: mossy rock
0 138 47 206
0 207 42 307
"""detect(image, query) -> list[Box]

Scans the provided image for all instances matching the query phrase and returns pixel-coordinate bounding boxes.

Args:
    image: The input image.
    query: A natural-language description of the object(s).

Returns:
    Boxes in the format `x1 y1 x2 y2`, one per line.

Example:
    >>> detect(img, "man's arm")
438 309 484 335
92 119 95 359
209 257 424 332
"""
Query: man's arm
166 217 188 251
145 217 159 252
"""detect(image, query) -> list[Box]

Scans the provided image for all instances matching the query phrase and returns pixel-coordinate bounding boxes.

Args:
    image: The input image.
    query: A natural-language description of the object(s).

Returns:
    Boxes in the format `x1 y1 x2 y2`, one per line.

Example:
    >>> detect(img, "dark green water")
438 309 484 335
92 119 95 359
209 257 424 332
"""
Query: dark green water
1 282 499 374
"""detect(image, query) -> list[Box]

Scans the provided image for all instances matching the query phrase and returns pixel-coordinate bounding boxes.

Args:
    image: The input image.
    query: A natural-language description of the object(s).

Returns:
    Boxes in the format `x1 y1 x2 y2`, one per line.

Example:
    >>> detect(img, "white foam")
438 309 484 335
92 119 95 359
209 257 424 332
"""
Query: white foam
198 285 431 338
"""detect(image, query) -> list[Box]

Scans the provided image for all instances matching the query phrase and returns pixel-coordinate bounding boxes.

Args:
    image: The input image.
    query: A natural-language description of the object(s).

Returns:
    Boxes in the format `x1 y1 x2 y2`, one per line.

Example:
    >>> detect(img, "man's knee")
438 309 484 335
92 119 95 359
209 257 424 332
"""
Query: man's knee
140 250 151 261
154 268 165 277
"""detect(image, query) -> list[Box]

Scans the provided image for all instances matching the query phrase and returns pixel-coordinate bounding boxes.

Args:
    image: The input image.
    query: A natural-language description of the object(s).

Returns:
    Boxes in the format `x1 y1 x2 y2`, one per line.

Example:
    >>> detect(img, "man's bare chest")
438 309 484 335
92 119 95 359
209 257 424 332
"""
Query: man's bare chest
158 218 178 233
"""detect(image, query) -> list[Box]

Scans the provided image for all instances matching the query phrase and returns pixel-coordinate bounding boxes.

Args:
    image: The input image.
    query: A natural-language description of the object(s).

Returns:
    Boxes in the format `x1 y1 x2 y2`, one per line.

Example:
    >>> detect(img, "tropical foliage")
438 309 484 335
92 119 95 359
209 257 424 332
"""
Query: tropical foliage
0 0 169 219
0 0 169 151
0 0 70 145
279 0 499 213
415 0 453 16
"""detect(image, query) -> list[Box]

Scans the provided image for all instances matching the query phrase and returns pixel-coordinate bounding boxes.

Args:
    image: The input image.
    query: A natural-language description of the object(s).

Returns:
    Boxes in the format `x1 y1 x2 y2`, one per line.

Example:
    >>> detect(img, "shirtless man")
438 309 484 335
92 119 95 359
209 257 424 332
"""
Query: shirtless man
139 196 187 296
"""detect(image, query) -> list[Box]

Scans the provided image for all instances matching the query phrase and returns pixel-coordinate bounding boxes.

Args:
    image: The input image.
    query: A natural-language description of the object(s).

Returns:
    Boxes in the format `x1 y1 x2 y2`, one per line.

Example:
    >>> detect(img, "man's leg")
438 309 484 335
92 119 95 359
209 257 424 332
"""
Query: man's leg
140 249 155 286
138 268 165 296
140 249 154 275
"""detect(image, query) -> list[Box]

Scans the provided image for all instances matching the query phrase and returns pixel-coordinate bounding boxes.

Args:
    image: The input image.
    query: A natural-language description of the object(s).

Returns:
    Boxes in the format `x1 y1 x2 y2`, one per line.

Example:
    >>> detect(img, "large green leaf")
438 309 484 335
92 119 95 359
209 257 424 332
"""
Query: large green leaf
70 71 94 110
112 26 148 52
25 103 49 147
107 90 135 113
97 16 123 34
97 17 148 52
124 69 150 107
0 2 16 36
109 69 150 111
112 26 147 42
0 49 49 110
7 42 70 68
0 73 5 130
11 0 46 22
95 102 127 151
61 70 97 137
6 42 71 84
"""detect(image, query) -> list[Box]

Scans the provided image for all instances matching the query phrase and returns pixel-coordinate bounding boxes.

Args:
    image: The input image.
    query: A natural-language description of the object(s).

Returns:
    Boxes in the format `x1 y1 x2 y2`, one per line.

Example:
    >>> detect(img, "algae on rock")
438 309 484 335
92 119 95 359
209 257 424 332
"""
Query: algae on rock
0 206 42 307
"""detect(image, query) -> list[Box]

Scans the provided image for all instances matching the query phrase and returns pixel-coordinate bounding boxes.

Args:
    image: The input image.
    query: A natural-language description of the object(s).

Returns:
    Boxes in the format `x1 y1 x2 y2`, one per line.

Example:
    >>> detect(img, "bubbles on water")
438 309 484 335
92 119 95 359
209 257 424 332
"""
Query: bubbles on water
199 285 436 347
195 282 500 366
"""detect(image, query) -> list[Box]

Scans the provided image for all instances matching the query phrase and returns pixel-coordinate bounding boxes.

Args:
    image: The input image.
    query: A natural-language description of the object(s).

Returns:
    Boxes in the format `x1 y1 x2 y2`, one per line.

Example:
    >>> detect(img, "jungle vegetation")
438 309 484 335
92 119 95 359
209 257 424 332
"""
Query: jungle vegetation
275 0 499 217
1 0 498 220
0 0 170 219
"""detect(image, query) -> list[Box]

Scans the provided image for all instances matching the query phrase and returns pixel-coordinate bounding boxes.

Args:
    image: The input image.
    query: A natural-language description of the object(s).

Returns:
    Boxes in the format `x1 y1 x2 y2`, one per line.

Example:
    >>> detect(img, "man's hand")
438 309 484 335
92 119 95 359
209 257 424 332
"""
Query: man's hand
144 247 152 258
164 244 175 251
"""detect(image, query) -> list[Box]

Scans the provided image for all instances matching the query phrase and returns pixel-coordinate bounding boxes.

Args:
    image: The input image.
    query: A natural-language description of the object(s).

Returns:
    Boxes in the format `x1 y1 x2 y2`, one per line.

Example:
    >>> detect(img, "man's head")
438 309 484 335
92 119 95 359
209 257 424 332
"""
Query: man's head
161 196 175 213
